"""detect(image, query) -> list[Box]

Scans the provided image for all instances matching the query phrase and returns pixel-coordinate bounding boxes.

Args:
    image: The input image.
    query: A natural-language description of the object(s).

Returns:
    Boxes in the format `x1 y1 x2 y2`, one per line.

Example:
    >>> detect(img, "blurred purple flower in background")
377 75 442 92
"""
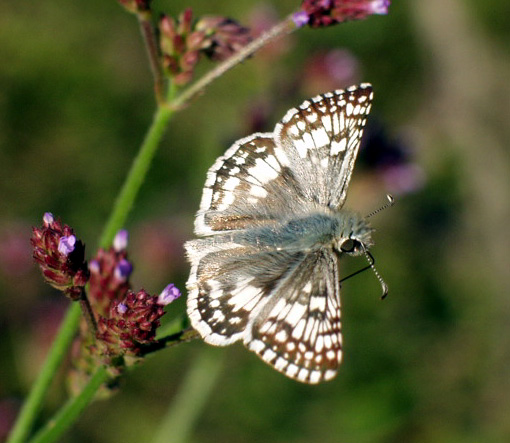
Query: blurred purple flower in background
297 0 390 28
360 121 425 195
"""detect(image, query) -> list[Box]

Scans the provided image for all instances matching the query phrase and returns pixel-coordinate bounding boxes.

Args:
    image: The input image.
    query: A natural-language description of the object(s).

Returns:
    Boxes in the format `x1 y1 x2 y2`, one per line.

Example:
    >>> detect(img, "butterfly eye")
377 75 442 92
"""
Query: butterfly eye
340 238 361 253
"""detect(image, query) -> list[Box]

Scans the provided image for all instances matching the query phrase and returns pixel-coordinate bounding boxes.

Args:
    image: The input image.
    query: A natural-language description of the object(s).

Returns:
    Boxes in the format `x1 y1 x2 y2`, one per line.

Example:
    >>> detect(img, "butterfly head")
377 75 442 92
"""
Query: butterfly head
332 211 373 257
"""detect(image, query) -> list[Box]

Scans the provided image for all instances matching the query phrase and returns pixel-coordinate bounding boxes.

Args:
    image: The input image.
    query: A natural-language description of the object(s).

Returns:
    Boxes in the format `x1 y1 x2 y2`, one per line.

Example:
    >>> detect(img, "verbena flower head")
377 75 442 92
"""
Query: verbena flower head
160 9 207 85
31 213 89 300
95 289 168 360
88 245 132 317
160 9 252 85
295 0 390 28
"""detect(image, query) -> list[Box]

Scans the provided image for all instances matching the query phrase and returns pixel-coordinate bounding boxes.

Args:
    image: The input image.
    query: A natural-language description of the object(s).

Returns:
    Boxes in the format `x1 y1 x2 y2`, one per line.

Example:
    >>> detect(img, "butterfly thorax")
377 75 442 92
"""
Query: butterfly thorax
235 210 373 255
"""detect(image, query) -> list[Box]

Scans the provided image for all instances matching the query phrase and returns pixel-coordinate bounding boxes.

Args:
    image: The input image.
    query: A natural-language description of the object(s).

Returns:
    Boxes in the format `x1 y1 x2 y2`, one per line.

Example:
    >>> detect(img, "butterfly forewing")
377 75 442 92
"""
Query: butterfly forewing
195 135 313 236
275 83 373 209
186 84 375 383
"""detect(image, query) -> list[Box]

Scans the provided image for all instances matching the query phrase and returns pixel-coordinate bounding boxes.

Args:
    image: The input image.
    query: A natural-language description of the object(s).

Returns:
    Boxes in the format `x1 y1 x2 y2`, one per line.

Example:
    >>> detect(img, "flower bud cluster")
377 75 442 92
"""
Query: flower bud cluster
160 9 251 85
31 217 182 393
87 234 132 317
83 230 181 361
31 213 89 300
96 289 166 359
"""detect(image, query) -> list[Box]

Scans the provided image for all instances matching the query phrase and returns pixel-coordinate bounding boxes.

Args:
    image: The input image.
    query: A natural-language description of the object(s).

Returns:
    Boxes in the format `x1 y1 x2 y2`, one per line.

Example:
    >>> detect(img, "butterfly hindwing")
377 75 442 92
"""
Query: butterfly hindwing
246 249 342 384
186 235 308 346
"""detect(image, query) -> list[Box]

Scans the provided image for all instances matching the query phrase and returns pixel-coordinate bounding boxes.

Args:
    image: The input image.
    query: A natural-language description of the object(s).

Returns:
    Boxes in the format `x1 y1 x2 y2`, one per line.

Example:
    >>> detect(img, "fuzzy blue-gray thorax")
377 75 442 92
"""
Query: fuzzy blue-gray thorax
234 209 373 255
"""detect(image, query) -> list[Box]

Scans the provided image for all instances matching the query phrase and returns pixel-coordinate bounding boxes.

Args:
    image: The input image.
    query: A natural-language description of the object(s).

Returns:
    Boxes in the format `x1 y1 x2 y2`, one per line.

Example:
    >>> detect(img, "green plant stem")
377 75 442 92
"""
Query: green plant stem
6 304 82 443
98 102 175 248
28 366 109 443
151 348 224 443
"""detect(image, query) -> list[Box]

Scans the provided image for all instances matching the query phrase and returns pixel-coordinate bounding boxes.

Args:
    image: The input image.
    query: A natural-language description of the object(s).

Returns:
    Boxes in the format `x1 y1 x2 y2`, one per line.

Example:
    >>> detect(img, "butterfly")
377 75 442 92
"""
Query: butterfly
185 83 381 384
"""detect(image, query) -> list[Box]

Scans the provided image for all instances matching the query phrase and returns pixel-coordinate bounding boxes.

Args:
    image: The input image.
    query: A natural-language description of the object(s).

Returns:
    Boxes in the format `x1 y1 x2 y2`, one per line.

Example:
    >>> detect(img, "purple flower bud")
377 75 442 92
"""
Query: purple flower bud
292 11 310 28
89 259 101 274
58 235 76 256
369 0 391 14
157 283 181 305
43 212 54 226
117 303 128 315
113 229 129 252
114 259 133 281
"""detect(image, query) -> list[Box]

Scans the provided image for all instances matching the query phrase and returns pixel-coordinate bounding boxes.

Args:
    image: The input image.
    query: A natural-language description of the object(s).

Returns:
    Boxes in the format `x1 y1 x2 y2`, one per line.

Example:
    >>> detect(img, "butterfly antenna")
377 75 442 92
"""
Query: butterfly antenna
363 248 389 300
366 194 395 219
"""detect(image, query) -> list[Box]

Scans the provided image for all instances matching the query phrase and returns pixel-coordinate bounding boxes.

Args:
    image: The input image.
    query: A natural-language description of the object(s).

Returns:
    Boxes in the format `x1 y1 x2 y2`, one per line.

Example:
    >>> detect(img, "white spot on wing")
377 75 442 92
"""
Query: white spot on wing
249 158 279 184
311 128 330 148
293 138 308 158
331 137 347 156
274 147 290 166
287 303 307 327
223 176 240 191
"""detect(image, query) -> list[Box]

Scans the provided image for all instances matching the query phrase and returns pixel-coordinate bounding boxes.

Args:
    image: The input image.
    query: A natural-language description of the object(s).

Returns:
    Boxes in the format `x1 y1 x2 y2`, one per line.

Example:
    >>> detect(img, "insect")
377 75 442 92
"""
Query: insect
185 83 388 384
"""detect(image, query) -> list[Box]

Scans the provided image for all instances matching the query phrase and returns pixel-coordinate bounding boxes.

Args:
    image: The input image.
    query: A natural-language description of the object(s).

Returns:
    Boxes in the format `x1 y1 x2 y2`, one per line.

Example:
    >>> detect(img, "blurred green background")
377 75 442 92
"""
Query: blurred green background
1 0 510 442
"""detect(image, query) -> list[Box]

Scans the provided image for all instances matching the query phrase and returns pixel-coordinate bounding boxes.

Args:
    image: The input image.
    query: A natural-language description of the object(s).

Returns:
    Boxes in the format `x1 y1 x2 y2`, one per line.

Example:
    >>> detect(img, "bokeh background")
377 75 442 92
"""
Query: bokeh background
1 0 510 442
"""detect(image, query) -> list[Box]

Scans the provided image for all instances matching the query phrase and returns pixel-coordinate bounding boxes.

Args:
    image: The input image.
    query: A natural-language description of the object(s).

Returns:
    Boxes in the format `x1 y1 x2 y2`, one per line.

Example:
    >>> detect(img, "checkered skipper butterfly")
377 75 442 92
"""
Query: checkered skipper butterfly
186 83 380 384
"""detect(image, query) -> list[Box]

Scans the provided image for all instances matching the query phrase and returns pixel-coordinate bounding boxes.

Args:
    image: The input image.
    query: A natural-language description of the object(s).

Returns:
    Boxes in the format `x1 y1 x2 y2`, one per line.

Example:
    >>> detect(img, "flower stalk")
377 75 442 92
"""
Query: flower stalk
138 13 166 104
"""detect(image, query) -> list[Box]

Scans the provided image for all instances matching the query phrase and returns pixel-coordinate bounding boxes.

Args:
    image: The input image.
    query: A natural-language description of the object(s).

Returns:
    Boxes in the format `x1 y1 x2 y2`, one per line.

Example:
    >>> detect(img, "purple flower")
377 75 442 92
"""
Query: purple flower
117 302 128 315
382 164 426 195
359 121 425 196
300 0 390 28
58 235 76 256
291 11 310 28
114 259 133 281
113 229 129 252
157 283 181 305
89 259 100 274
369 0 391 14
43 212 54 226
